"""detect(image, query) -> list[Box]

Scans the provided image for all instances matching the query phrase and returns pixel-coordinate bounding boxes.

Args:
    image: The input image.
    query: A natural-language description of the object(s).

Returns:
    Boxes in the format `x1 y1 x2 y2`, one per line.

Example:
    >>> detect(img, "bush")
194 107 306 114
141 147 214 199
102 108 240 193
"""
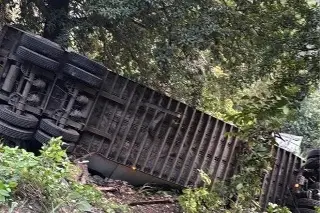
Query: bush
0 137 127 212
178 170 225 213
266 203 291 213
178 170 292 213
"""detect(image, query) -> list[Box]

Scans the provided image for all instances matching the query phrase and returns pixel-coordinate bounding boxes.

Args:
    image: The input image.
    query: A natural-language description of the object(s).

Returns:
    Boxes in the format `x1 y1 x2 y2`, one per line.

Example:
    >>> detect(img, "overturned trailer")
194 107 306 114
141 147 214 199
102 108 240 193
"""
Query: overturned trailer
0 25 304 208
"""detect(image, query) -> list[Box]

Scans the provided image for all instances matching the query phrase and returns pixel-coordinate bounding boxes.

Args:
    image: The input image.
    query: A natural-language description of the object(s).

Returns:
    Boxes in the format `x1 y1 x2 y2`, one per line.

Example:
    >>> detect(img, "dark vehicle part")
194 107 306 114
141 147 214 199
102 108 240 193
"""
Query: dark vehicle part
0 119 33 140
307 149 320 159
297 198 320 209
289 148 320 212
296 208 317 213
39 118 80 142
2 64 20 93
15 70 35 114
61 142 75 153
68 51 107 76
0 104 38 128
310 182 320 189
34 129 75 153
63 63 102 87
16 46 59 71
20 33 64 60
304 158 320 169
34 129 52 144
55 85 80 128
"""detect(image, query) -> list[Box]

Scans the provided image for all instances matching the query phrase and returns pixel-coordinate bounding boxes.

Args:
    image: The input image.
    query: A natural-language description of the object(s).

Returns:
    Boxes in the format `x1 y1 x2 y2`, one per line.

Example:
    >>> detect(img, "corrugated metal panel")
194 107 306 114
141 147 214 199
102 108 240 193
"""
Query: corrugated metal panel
75 68 303 207
259 146 304 208
77 72 242 187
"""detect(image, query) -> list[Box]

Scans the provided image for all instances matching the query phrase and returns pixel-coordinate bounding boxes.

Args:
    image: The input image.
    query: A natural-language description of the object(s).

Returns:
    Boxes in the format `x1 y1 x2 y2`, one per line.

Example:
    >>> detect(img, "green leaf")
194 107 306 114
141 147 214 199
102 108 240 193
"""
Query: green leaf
282 106 289 115
8 181 18 188
236 183 243 190
0 189 10 197
76 200 93 212
198 169 212 186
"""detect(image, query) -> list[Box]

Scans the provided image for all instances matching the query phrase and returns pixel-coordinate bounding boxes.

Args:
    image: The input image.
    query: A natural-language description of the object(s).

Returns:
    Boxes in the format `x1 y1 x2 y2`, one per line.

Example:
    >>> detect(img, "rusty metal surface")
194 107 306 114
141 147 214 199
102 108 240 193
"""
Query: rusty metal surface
259 147 304 208
75 70 302 208
73 70 242 187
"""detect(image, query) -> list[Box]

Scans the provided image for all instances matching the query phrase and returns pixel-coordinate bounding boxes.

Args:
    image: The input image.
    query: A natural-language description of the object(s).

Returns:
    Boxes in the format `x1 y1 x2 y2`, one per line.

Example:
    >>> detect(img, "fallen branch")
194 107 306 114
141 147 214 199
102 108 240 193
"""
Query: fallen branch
96 186 117 192
78 163 89 184
73 152 96 163
128 198 177 206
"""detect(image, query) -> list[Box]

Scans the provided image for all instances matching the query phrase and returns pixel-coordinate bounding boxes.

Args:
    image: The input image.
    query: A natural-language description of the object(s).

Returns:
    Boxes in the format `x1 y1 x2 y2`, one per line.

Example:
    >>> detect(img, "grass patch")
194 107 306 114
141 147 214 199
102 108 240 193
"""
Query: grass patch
0 137 128 213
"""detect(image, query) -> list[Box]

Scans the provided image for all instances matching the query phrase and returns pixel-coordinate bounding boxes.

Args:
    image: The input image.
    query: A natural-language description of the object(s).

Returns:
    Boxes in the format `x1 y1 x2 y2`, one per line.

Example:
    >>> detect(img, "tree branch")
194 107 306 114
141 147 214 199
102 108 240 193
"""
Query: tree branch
130 18 147 29
128 198 177 206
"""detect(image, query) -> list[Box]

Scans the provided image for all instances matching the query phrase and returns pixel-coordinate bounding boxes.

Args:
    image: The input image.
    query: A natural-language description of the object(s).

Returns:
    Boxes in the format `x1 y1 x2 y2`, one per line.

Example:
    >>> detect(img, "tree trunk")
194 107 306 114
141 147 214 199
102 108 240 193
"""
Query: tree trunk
0 2 8 29
43 0 70 47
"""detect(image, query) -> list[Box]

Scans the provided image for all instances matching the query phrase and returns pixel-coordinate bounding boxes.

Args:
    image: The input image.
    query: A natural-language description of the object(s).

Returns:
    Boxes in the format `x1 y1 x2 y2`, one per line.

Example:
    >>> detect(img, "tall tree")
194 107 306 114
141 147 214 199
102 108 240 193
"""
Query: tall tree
2 0 320 113
283 91 320 152
43 0 70 45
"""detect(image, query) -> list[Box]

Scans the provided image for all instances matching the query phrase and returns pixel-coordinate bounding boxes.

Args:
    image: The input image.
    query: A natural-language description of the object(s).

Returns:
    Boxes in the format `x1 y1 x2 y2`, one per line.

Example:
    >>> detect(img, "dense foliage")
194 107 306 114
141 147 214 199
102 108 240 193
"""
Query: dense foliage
282 91 320 153
1 0 319 109
178 170 292 213
0 137 127 212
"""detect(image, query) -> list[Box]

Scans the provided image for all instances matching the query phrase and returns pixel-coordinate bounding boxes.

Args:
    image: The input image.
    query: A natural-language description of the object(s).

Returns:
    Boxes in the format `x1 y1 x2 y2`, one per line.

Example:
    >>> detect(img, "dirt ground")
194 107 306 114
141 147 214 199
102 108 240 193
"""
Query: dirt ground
88 175 182 213
0 174 182 213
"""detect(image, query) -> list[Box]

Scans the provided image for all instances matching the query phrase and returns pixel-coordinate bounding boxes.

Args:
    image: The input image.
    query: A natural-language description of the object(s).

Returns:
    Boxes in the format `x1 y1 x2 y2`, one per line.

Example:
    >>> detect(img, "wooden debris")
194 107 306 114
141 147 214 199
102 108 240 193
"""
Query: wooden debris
95 186 117 192
128 198 177 206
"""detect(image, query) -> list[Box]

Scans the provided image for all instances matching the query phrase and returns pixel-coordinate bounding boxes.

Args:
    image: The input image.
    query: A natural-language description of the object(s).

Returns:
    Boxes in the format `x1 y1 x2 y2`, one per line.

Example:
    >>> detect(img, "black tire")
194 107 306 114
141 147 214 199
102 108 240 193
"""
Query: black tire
39 119 80 142
304 158 320 169
0 105 38 129
34 131 74 153
68 51 107 76
296 208 317 213
16 46 59 71
307 149 320 159
297 198 320 209
63 63 102 87
0 119 33 140
20 33 64 60
61 142 75 153
34 129 52 144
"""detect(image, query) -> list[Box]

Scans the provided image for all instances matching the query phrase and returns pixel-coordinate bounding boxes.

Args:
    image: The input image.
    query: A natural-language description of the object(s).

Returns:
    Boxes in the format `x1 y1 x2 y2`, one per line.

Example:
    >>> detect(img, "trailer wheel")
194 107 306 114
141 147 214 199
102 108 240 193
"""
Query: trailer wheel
34 130 74 152
304 158 320 169
61 142 76 153
34 129 52 144
39 118 80 142
63 63 102 87
307 149 320 159
68 51 107 76
0 105 38 129
297 198 320 209
20 33 64 60
296 208 316 213
0 119 33 140
16 46 59 71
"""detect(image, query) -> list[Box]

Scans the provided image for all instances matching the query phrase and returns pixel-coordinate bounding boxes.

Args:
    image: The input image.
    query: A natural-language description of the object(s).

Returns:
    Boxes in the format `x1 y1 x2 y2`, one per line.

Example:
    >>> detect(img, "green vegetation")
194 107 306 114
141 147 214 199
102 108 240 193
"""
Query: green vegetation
0 137 127 213
178 170 225 213
178 170 292 213
266 203 292 213
283 91 320 153
0 0 319 212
